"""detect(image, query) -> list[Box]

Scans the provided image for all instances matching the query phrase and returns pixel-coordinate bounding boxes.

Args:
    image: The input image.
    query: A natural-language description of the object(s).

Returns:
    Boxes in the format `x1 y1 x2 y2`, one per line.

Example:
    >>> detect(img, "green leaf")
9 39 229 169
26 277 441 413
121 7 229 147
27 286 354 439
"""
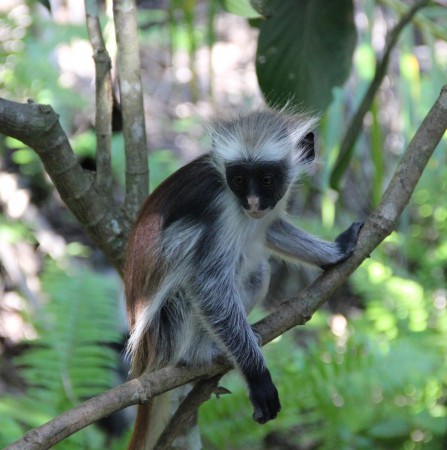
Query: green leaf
256 0 356 112
219 0 262 18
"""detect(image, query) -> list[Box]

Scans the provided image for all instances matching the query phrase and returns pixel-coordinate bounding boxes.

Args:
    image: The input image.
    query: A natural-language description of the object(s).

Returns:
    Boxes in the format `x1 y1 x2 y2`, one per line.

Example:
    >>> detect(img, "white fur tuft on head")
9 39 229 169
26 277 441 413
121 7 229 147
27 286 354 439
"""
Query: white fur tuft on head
209 108 319 181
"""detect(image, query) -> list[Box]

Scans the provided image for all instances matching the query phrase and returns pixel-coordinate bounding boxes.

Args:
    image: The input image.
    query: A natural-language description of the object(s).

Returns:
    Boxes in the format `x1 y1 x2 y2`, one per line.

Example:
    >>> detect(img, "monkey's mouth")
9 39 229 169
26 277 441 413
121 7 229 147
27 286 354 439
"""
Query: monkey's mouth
245 209 270 219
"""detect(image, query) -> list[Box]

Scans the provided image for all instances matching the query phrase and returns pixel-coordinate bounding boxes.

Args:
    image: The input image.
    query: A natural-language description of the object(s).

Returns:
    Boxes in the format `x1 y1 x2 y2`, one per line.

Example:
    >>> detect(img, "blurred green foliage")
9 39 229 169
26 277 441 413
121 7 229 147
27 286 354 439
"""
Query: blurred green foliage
0 6 88 132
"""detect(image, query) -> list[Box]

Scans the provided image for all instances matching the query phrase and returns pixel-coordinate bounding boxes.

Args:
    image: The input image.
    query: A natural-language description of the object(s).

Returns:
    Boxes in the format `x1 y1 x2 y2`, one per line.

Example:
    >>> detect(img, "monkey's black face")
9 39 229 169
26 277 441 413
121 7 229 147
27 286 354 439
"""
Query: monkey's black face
225 160 289 219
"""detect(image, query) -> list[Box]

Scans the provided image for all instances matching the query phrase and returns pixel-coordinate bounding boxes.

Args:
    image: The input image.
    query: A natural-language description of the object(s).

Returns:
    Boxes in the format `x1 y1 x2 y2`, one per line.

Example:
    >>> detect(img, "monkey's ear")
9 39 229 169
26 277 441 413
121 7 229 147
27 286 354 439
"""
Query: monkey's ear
299 132 315 162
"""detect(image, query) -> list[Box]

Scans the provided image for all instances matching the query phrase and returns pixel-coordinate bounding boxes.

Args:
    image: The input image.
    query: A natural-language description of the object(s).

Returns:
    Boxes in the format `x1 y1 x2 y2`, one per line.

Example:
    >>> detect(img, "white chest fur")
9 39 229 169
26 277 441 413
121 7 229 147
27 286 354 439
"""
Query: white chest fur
223 211 272 312
238 221 269 275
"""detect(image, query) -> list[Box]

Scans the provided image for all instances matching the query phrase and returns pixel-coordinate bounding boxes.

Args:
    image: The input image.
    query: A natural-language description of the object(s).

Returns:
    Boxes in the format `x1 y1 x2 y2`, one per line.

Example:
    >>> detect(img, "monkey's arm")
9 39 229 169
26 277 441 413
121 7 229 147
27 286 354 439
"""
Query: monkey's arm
191 263 280 424
266 219 363 269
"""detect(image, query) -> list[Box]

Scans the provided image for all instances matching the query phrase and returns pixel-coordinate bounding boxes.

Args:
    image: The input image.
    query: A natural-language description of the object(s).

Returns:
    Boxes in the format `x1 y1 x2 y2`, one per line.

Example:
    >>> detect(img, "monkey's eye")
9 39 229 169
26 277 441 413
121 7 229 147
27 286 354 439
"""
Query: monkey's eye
232 175 247 186
260 175 274 186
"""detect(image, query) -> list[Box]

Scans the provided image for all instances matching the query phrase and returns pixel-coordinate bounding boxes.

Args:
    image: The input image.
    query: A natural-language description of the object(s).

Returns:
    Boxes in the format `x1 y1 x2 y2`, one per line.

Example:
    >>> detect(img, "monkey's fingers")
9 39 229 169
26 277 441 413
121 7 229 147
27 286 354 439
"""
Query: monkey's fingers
248 370 281 424
251 385 281 424
337 221 364 254
321 221 364 270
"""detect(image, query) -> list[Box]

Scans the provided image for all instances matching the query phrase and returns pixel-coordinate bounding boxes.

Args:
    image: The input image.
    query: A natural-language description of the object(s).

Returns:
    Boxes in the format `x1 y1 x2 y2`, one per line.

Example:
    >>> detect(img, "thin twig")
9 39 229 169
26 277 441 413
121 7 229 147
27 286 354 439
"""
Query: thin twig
154 376 223 450
85 0 113 196
330 0 430 190
113 0 149 220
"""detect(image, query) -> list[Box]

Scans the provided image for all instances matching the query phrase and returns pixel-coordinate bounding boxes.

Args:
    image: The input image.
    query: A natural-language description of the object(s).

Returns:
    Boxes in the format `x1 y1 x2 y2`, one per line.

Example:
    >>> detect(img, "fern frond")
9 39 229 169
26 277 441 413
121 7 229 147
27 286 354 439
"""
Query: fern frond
1 262 123 449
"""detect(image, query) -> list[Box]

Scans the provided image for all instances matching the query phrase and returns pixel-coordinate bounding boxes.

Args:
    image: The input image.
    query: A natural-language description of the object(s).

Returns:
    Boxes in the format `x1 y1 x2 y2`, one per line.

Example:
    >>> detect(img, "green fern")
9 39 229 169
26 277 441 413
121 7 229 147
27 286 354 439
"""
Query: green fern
0 261 123 449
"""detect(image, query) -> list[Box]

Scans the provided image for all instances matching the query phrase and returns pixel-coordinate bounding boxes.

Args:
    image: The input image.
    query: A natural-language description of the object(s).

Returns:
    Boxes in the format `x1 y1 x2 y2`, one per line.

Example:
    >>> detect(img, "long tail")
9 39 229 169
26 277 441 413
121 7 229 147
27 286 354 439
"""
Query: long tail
127 393 171 450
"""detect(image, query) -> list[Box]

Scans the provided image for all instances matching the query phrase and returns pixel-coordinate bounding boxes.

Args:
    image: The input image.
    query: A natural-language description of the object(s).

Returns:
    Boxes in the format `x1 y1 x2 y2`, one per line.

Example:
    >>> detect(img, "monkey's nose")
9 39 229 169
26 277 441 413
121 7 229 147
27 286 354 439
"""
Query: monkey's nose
247 196 260 210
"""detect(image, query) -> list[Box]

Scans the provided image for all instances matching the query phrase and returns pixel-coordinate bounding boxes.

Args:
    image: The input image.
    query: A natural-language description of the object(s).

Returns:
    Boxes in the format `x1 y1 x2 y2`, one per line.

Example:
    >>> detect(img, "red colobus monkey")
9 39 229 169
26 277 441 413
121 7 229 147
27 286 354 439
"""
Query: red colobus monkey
125 109 362 449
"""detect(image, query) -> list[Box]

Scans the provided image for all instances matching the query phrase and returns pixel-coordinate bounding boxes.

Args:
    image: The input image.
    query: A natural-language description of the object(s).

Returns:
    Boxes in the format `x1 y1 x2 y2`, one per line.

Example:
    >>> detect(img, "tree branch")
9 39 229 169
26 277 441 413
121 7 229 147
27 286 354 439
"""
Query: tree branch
113 0 149 220
4 84 447 450
329 0 430 190
85 0 114 197
154 375 223 450
0 98 130 271
3 365 229 450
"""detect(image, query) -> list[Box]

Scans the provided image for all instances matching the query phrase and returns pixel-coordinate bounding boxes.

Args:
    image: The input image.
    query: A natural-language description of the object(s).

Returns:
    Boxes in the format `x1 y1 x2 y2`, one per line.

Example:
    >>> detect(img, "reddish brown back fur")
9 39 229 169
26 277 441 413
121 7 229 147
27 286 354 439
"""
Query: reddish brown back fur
124 194 166 375
125 200 166 449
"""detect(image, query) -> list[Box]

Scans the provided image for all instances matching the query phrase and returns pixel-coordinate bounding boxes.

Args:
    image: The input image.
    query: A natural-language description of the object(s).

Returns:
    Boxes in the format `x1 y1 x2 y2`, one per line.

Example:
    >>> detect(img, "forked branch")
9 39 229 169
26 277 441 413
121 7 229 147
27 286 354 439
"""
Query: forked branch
0 98 129 271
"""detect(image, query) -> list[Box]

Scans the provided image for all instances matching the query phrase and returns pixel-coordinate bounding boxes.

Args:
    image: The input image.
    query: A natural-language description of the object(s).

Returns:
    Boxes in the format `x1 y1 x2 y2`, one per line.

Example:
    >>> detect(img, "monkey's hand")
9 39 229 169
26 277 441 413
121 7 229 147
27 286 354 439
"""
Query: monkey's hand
321 221 363 270
247 369 281 424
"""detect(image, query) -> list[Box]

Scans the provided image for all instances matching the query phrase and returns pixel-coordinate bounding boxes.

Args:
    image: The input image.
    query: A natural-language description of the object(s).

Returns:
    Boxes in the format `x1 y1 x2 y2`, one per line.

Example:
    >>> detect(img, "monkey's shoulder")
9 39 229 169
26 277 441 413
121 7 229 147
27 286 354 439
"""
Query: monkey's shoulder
136 154 224 230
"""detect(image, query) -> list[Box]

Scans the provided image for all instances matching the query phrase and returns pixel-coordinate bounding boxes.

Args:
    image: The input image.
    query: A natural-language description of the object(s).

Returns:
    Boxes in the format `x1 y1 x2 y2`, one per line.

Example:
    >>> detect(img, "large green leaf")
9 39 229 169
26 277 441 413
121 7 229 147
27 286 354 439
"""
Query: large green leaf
256 0 356 112
219 0 262 18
